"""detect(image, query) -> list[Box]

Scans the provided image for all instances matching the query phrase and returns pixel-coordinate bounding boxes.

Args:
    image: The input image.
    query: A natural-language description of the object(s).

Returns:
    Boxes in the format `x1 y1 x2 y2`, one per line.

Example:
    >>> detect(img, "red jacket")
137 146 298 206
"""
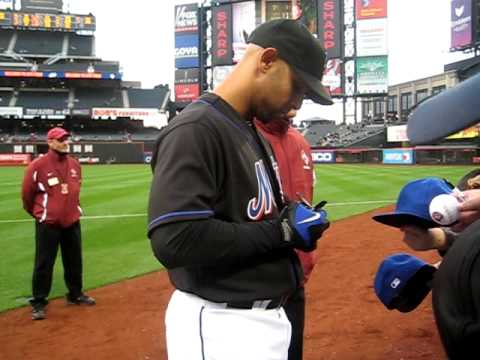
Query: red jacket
256 120 316 284
22 150 82 228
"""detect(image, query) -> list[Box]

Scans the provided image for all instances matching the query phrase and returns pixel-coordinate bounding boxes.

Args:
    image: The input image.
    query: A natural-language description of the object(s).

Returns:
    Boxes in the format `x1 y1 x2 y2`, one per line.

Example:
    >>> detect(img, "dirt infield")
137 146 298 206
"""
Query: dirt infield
0 207 446 360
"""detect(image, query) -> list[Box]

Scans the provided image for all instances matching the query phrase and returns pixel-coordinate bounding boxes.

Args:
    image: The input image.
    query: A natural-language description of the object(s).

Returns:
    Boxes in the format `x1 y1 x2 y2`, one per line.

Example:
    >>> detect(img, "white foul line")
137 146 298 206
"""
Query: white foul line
326 200 395 207
0 213 147 224
0 200 396 224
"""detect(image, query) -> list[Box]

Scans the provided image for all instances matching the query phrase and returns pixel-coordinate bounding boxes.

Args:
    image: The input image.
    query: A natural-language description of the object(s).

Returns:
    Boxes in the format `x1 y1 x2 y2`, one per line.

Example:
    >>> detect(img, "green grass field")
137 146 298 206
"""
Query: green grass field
0 164 477 312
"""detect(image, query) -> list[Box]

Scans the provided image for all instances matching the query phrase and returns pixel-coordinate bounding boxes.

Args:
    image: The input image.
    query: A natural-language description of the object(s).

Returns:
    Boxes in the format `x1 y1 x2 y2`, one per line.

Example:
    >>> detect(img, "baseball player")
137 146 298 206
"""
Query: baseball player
148 19 332 360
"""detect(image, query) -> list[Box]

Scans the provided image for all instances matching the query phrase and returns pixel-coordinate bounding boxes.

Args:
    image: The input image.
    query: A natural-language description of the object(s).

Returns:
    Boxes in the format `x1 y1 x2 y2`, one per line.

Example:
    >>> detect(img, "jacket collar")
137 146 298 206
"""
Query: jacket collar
255 118 290 135
47 148 68 161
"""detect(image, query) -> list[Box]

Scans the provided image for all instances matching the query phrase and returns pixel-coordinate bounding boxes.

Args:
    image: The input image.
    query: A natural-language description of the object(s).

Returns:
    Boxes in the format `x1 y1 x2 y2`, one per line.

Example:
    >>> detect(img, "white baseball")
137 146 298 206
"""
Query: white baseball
429 194 460 226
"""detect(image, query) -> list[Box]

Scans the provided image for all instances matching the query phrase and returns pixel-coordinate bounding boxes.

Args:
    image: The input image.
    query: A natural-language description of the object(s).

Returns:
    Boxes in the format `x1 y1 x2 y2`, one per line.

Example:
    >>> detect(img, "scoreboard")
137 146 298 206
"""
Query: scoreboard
0 11 95 32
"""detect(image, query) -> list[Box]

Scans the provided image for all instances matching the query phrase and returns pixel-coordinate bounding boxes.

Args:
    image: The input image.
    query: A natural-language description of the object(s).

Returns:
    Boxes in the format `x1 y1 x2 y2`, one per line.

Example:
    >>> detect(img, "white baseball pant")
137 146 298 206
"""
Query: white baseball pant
165 290 291 360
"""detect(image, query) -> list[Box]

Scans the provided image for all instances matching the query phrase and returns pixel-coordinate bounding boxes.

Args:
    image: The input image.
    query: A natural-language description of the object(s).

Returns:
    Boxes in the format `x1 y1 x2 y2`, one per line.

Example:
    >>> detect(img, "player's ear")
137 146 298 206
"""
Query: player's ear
258 48 278 74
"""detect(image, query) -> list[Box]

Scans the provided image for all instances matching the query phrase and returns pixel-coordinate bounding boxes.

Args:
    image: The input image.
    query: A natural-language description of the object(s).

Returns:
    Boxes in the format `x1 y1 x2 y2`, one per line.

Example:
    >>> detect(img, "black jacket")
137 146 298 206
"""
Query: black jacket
147 93 302 303
432 220 480 359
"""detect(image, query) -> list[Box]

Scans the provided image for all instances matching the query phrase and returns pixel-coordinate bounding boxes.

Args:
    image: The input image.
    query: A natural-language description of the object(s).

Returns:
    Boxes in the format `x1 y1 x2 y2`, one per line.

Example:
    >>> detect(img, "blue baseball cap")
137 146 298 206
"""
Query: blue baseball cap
374 253 436 313
372 177 454 228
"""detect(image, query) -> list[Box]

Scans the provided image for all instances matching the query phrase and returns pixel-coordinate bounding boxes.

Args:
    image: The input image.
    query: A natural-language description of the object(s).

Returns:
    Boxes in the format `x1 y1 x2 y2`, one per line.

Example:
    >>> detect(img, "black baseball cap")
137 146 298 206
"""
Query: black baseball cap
247 19 333 105
407 73 480 145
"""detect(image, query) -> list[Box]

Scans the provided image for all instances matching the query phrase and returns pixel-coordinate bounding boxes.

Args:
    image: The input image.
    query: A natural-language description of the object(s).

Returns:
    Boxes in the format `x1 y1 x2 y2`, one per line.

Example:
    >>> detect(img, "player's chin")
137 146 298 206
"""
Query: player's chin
256 112 274 123
256 107 286 123
279 116 292 125
258 113 291 125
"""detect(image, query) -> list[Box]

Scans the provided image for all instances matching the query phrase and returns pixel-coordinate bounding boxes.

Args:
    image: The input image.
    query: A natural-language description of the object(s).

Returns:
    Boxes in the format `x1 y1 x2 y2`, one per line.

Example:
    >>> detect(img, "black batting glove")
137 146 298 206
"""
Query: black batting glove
279 201 330 252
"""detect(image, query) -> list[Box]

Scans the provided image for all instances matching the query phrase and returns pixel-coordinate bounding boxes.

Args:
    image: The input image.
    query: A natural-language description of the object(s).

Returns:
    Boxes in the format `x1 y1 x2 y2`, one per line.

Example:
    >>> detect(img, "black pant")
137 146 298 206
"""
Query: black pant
31 221 83 305
284 286 306 360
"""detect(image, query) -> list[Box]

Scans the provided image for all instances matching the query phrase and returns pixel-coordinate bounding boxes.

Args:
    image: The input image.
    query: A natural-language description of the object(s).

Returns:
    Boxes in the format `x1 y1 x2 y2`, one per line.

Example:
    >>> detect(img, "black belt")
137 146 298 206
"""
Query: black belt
225 296 288 310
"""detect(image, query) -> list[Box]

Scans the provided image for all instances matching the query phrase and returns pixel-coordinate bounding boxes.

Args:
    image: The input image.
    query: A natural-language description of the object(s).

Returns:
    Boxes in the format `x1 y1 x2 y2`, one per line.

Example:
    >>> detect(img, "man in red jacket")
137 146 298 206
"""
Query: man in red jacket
256 111 316 360
22 127 95 320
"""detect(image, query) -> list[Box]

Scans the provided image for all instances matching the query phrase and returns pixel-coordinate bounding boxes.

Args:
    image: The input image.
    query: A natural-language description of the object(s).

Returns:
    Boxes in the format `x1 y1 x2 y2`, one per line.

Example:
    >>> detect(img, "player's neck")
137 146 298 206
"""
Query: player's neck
213 70 252 121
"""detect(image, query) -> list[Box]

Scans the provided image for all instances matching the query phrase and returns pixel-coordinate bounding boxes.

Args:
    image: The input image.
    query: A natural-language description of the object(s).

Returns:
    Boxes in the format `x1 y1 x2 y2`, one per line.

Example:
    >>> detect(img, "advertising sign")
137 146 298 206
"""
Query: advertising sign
451 0 472 49
92 108 160 120
382 149 414 164
0 153 31 165
21 0 63 13
175 68 200 84
317 0 343 59
175 83 200 103
175 33 199 69
293 0 317 34
232 1 256 63
0 11 12 26
3 70 42 78
356 18 388 56
144 152 153 164
266 1 292 21
323 58 342 96
312 150 336 163
0 11 96 31
356 56 388 94
78 157 100 164
387 125 408 142
446 125 479 139
64 72 101 79
174 3 198 33
0 70 120 80
0 107 22 117
0 0 13 10
71 109 90 116
212 65 234 88
25 108 69 117
212 4 233 66
175 68 200 104
355 0 387 20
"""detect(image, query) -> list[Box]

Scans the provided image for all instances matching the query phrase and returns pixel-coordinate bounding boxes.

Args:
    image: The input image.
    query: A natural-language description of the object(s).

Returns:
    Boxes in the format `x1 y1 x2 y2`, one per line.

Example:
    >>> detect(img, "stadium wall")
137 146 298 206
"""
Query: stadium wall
312 147 479 165
0 142 145 164
0 143 477 166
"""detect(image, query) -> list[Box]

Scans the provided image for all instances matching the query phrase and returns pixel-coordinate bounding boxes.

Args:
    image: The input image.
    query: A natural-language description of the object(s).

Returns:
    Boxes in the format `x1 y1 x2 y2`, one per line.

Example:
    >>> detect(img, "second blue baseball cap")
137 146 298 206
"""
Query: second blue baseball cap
374 253 436 313
372 177 454 228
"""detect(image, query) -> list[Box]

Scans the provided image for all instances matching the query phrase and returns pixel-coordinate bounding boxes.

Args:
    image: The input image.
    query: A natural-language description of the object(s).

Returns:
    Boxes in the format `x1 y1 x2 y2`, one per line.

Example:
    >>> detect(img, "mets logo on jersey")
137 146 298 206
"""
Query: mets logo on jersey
247 160 275 220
